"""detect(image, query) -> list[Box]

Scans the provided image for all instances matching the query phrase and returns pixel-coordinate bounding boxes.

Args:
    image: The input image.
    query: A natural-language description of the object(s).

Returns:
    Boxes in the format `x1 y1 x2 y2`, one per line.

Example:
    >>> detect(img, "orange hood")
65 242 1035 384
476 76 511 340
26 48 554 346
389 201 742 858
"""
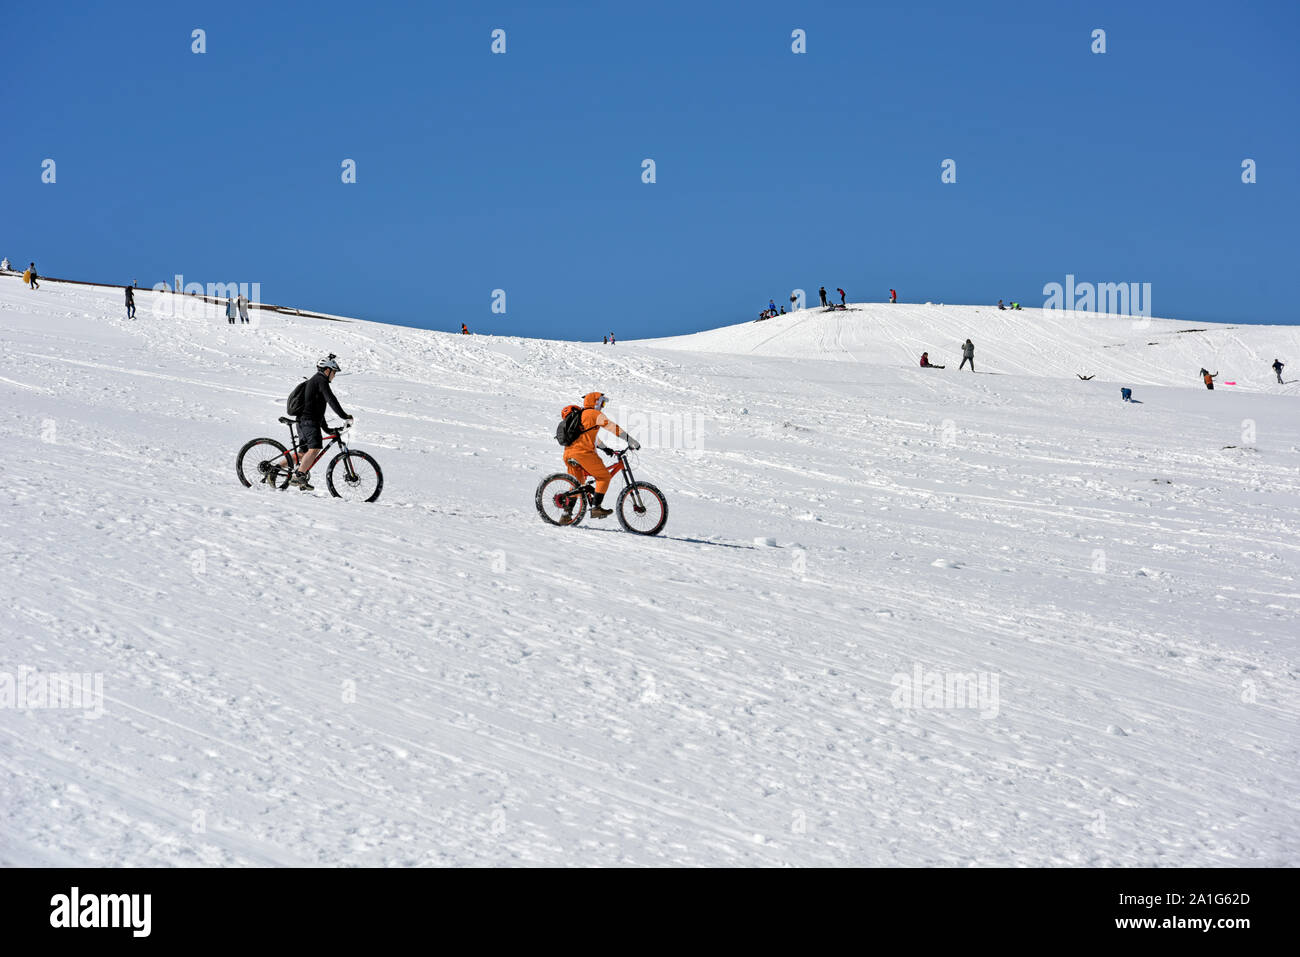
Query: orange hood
583 392 605 409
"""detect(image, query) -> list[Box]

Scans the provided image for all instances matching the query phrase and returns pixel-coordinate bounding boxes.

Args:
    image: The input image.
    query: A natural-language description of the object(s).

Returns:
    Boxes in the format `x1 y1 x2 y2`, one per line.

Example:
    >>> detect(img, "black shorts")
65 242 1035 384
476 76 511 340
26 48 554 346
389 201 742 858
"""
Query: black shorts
296 418 323 451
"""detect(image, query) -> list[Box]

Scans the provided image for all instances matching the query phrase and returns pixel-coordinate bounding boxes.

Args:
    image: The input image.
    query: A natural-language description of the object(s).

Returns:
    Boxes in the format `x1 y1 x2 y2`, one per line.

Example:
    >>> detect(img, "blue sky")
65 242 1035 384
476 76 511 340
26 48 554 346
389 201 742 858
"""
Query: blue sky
6 0 1298 337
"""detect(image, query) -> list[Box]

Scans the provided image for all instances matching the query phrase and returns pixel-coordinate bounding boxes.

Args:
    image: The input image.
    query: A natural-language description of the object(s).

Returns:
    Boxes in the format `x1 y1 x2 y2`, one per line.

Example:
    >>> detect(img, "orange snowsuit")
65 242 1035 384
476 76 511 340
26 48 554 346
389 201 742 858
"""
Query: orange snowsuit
563 391 626 494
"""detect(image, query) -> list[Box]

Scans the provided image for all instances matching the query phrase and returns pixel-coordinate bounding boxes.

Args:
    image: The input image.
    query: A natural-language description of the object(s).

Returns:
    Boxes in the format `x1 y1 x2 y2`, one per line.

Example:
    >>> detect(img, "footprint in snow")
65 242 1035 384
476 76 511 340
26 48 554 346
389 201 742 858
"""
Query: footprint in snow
931 559 962 569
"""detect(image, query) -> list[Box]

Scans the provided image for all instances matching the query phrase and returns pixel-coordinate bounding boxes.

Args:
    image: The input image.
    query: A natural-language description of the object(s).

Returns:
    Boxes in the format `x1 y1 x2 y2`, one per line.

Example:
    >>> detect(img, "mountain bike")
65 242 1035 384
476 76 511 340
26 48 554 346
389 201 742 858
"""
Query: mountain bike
236 418 383 502
535 445 668 536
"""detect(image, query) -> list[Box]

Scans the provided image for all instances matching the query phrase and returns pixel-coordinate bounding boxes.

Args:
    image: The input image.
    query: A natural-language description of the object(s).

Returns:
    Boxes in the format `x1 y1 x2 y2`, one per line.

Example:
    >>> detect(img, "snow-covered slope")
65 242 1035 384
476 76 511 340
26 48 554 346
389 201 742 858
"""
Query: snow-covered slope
1 277 1297 866
645 302 1300 394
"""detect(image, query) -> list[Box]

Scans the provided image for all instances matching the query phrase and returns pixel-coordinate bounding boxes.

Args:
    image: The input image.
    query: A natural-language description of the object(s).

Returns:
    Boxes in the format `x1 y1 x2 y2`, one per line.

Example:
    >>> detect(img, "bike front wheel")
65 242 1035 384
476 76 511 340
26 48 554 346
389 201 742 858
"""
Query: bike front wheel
616 481 668 536
326 449 384 502
535 473 587 527
236 437 292 490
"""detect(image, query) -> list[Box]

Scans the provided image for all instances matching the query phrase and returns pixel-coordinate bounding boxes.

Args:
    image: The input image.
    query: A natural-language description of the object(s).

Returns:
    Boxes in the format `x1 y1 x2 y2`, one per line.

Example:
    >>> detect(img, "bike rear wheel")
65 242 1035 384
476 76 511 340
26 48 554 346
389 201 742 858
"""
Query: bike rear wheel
617 481 668 536
237 437 292 490
535 473 587 526
326 449 383 502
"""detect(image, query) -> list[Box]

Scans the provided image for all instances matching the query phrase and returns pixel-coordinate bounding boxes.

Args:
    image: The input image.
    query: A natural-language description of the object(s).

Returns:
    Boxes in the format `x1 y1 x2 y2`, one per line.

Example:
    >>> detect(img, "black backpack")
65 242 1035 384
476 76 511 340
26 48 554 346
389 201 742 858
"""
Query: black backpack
286 380 308 417
555 406 591 446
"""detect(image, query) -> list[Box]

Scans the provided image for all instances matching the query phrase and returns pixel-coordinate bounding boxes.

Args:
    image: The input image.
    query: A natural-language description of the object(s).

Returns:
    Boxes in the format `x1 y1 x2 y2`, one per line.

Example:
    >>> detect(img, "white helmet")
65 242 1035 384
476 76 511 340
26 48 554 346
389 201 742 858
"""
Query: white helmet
317 354 341 372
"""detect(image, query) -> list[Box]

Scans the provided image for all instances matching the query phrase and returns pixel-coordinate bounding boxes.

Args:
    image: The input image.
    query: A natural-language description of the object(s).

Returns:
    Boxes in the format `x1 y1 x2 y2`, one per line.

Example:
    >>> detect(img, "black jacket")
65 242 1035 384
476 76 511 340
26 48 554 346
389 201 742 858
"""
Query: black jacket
125 287 134 305
301 371 349 425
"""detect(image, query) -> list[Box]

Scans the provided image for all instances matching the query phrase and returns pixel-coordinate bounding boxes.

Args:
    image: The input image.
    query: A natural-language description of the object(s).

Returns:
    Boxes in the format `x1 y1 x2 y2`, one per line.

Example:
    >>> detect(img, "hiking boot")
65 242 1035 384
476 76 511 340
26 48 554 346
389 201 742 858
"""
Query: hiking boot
290 470 314 491
560 505 575 525
589 506 613 519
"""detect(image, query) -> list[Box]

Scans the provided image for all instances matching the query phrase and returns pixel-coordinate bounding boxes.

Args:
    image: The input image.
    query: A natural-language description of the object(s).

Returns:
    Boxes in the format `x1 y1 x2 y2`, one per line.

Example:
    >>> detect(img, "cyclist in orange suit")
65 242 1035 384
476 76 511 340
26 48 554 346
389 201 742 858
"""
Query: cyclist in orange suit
563 391 639 520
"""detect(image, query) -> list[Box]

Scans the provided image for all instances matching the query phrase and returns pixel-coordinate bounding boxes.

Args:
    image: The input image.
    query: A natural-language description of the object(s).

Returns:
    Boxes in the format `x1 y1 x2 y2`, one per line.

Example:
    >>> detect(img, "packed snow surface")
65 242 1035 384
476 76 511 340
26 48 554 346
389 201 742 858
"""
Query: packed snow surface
2 279 1296 866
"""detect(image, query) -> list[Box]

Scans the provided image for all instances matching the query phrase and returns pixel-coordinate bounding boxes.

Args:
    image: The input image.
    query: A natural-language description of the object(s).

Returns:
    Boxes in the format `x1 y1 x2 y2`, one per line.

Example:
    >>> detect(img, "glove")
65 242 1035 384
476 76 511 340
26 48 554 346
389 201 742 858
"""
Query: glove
627 437 641 451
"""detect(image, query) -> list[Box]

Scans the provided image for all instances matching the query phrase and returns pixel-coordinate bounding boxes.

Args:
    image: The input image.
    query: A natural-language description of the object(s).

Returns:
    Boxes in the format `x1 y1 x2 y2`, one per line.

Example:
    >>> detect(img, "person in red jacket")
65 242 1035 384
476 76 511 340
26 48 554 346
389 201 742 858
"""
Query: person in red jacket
889 289 897 303
919 352 944 368
561 392 639 521
837 287 846 305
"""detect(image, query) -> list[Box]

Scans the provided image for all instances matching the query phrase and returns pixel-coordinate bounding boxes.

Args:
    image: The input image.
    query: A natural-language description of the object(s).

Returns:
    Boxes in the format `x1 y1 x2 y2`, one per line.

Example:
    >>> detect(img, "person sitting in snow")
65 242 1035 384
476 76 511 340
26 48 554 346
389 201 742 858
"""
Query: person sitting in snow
919 352 944 369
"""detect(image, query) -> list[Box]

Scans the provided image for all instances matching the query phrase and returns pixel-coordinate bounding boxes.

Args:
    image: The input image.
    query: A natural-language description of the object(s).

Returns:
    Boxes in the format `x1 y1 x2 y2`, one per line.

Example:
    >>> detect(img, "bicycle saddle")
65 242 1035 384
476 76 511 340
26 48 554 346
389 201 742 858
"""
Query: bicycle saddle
279 417 295 425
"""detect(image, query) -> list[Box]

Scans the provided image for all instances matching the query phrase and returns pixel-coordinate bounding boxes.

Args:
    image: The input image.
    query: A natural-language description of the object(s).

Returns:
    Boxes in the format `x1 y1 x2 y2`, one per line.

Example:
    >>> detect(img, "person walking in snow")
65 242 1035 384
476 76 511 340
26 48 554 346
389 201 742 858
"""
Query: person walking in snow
125 285 135 320
610 332 616 345
225 297 238 325
837 287 846 305
26 263 39 289
959 338 975 371
1200 368 1218 390
1273 359 1285 384
819 286 828 307
237 293 250 324
890 289 897 303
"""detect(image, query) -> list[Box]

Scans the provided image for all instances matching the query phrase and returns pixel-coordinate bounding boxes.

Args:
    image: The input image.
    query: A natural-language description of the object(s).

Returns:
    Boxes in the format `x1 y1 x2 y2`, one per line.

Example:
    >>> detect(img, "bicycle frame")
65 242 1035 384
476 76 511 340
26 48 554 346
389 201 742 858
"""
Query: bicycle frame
562 448 640 504
273 421 356 479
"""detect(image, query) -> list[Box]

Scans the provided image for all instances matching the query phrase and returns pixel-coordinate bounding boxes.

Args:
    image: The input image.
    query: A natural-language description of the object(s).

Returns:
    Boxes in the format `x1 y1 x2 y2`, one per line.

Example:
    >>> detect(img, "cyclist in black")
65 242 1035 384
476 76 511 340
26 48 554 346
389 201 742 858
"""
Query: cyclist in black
292 356 353 490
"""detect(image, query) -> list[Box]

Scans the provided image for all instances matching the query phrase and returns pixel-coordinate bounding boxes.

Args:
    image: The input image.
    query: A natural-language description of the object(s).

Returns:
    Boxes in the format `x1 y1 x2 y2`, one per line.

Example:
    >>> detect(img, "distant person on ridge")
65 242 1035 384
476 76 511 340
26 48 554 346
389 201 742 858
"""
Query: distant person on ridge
558 392 639 522
0 257 9 271
26 263 39 289
125 285 135 320
919 352 944 369
790 293 798 312
998 299 1006 310
819 286 828 307
837 287 846 305
226 297 237 325
610 332 616 345
889 289 897 303
769 299 777 315
238 293 250 324
461 323 469 335
1200 368 1218 390
1273 358 1285 383
959 338 975 371
603 334 608 344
